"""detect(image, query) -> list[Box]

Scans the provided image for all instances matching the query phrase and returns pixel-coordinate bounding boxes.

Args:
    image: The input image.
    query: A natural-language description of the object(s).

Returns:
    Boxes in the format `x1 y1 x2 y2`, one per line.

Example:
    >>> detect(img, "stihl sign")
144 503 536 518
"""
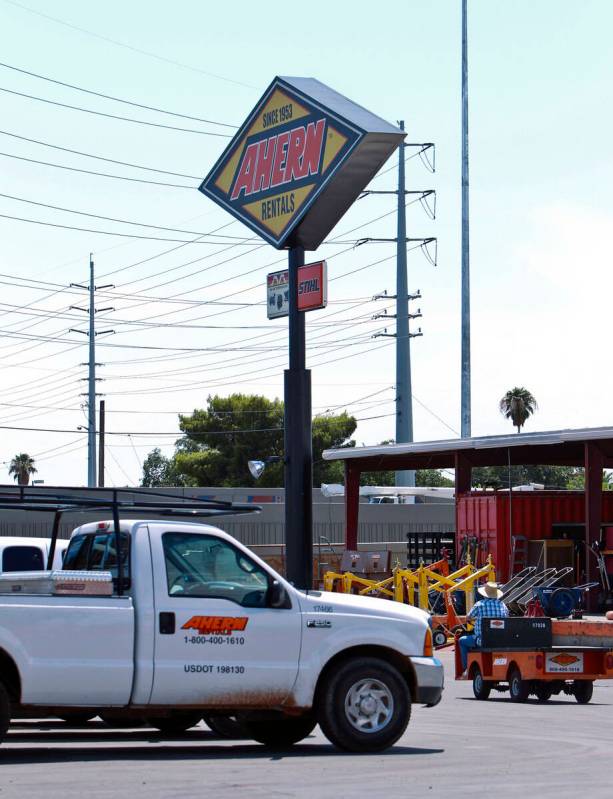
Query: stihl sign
267 261 327 319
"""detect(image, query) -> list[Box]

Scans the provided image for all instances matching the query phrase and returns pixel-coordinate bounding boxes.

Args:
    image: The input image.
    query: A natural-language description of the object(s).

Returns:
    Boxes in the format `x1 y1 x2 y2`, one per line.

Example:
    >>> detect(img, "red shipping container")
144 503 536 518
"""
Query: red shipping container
456 491 613 581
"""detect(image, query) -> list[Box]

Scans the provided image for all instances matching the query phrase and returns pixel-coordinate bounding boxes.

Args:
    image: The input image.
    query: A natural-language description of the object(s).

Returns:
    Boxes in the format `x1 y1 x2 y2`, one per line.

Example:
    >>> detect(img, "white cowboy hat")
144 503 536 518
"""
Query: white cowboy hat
478 581 504 600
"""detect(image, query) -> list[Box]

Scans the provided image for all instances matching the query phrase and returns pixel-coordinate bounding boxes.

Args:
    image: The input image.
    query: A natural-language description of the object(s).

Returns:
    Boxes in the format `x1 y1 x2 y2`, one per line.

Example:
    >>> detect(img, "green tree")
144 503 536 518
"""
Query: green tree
499 387 538 433
148 394 357 488
8 453 37 486
141 448 193 487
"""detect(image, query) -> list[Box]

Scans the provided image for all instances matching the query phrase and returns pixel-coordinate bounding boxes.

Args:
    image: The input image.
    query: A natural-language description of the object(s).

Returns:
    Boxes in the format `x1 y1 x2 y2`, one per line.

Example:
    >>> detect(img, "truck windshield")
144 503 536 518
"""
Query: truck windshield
162 532 269 608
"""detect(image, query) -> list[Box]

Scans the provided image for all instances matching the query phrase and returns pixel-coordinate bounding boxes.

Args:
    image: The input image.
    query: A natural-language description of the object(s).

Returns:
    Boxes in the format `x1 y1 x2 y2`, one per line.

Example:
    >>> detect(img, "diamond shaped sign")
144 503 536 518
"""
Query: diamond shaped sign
199 77 404 250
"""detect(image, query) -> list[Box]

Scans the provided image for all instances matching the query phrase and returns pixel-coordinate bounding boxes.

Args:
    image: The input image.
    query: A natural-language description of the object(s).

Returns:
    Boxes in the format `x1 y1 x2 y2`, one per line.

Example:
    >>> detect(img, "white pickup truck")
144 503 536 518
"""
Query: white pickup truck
0 519 443 751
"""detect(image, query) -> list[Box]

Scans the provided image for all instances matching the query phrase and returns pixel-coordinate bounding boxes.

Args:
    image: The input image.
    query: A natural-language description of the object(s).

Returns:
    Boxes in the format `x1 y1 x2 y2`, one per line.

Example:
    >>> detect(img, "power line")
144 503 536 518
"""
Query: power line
3 0 259 90
0 86 232 137
0 211 262 244
0 193 251 240
0 61 238 128
0 151 197 189
0 128 202 178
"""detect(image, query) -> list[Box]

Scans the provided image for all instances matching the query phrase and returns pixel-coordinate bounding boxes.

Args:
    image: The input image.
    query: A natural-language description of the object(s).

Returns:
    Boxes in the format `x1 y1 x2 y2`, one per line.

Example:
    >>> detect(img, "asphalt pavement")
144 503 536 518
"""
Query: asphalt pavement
0 650 610 798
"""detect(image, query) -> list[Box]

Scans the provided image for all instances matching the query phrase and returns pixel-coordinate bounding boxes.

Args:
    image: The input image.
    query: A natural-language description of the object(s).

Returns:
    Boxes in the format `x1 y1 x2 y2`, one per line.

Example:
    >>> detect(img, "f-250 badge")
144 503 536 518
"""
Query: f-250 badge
182 616 248 635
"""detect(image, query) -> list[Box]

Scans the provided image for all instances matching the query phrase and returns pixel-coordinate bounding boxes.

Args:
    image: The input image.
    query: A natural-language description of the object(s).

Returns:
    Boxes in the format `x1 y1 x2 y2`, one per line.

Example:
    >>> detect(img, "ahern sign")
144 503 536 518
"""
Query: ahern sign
200 77 404 250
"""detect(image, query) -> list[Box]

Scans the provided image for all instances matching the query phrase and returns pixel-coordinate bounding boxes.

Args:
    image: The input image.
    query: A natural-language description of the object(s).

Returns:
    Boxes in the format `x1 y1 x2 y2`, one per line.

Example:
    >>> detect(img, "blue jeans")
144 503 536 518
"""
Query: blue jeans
459 633 478 670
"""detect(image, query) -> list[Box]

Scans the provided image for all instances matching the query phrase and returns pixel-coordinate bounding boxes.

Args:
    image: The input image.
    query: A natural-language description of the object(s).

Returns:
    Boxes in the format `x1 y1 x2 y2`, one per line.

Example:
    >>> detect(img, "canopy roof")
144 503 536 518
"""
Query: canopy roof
322 426 613 471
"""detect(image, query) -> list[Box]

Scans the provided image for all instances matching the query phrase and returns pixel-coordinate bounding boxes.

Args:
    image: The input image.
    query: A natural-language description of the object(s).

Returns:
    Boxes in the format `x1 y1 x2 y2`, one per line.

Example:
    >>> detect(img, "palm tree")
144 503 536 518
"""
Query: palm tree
8 453 37 485
499 387 538 433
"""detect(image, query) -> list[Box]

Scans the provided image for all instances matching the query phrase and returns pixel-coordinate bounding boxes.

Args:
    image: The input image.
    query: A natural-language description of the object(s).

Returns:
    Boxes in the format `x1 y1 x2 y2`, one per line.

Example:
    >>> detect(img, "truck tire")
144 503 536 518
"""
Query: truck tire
243 715 316 748
203 714 249 739
317 657 410 752
573 681 593 704
146 711 202 734
0 681 9 744
472 667 491 700
508 668 529 703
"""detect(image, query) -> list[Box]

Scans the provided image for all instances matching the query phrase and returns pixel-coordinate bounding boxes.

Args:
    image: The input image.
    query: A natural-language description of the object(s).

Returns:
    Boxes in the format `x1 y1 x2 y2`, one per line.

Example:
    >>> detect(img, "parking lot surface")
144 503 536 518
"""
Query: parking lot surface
0 650 610 799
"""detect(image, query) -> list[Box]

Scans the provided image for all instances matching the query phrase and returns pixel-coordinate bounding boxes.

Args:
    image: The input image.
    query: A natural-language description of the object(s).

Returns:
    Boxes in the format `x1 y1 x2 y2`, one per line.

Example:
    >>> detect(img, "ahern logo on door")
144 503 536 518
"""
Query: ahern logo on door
200 77 363 248
181 616 249 635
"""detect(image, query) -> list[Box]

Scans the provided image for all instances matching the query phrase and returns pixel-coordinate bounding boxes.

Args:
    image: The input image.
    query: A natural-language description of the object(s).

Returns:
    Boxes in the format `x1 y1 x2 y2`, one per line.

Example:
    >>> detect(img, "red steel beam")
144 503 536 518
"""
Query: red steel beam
345 460 361 550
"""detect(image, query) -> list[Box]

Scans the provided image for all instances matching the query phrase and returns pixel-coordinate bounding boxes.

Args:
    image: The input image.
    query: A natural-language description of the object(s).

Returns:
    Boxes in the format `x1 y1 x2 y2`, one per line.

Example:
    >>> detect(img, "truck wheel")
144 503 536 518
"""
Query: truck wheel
243 715 316 748
573 681 593 704
534 683 553 702
317 657 410 752
146 711 202 734
472 667 491 700
508 668 530 703
0 681 9 744
203 715 249 739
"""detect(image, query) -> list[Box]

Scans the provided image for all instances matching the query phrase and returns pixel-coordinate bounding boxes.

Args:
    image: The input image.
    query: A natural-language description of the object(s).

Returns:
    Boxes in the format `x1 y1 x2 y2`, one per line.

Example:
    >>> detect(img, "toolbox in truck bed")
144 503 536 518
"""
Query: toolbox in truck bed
0 570 113 596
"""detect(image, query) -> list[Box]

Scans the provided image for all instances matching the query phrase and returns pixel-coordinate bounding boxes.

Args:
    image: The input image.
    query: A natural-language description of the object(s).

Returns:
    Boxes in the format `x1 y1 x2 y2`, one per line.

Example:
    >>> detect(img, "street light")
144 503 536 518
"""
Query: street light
248 456 282 481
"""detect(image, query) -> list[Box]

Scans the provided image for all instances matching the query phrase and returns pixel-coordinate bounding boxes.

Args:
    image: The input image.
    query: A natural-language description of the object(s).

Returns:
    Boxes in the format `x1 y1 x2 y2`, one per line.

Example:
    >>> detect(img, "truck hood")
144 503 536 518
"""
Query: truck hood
296 589 430 627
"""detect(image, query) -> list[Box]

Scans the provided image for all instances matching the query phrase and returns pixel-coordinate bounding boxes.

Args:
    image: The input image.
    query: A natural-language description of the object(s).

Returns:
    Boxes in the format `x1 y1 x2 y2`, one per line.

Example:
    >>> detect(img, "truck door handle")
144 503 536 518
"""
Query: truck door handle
159 612 175 635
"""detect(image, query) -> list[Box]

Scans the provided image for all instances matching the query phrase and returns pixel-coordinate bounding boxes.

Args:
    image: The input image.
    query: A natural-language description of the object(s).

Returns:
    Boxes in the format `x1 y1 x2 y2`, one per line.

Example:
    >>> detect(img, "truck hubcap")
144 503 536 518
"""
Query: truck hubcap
344 678 394 733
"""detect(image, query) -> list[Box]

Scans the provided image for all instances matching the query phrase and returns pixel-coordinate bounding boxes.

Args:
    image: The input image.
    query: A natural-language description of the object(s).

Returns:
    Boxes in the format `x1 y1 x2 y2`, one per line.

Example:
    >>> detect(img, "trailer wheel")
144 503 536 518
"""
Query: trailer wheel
534 683 553 702
317 657 410 752
243 715 316 748
0 681 8 744
472 667 491 700
573 681 593 704
433 630 448 648
508 668 529 702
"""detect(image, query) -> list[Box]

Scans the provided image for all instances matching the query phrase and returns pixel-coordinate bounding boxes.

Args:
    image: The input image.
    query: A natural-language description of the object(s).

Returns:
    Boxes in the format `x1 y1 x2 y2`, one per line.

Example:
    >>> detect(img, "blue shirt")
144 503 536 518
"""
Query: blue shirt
467 598 509 645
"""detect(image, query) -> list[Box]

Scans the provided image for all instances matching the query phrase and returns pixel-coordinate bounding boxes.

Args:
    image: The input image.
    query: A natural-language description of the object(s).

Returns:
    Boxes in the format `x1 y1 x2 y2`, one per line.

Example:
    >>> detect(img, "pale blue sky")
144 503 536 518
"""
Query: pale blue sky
0 0 612 485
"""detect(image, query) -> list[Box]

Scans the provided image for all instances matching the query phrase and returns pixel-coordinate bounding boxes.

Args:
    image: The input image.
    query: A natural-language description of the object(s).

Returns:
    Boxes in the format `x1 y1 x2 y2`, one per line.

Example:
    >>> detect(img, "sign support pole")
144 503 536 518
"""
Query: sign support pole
284 244 313 588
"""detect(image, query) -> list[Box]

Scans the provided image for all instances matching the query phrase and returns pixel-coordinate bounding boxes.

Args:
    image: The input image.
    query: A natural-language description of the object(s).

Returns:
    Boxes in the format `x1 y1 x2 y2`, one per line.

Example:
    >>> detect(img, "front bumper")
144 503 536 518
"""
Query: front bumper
410 656 444 707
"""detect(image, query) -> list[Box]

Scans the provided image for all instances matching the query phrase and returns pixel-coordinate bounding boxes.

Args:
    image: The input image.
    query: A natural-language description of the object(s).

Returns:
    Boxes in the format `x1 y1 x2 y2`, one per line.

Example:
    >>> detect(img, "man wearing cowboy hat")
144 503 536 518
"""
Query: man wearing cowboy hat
459 581 509 674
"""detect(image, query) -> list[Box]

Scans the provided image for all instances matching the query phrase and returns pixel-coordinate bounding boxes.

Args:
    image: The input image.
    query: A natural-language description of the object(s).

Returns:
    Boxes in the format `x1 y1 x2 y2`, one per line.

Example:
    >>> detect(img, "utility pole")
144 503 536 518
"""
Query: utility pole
461 0 471 438
70 258 114 488
87 256 97 487
98 399 106 488
395 121 415 487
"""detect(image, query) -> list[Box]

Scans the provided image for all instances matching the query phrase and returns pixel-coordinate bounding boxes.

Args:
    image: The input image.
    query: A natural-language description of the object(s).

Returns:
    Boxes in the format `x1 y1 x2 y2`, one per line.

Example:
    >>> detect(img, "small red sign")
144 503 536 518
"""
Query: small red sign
297 260 327 312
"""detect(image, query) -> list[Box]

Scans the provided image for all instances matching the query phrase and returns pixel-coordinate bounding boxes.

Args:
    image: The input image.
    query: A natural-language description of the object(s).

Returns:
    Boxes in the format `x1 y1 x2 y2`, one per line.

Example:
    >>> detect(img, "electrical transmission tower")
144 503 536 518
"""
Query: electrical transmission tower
69 255 114 487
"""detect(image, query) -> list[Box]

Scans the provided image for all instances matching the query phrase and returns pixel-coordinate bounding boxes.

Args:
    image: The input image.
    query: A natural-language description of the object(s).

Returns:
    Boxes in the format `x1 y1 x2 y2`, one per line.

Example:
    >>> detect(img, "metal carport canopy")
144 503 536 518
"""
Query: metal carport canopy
322 426 613 470
323 426 613 572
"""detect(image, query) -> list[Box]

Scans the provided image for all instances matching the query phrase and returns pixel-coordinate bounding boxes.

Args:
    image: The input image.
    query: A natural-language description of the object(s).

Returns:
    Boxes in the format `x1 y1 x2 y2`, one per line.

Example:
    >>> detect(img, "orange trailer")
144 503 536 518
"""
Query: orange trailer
454 618 613 702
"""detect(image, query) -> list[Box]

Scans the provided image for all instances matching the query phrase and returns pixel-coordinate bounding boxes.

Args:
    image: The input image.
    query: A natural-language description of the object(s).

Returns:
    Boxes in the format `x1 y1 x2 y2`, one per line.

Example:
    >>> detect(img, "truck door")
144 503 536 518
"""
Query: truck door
149 530 302 708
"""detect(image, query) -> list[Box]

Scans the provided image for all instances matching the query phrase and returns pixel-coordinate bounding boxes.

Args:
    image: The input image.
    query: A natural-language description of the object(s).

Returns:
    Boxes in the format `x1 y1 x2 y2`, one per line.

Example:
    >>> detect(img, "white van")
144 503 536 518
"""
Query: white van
0 537 68 573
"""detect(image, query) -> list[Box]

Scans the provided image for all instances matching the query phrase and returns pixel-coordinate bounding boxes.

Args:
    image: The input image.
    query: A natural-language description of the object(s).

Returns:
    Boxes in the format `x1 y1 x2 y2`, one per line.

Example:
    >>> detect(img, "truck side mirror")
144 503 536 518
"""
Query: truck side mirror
269 579 291 609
